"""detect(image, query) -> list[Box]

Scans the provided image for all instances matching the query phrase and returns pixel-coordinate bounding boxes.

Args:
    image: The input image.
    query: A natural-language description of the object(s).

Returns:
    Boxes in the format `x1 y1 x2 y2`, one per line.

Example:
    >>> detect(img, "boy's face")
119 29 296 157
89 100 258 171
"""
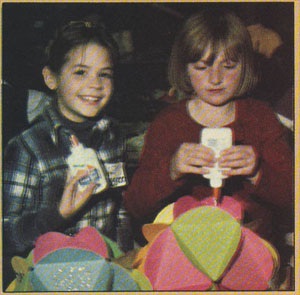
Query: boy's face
187 46 242 106
46 42 113 122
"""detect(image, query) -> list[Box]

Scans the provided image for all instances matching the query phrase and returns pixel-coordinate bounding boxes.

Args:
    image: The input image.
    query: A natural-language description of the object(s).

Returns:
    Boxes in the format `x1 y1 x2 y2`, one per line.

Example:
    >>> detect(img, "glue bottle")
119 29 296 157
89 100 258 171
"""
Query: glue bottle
66 135 109 194
201 128 233 203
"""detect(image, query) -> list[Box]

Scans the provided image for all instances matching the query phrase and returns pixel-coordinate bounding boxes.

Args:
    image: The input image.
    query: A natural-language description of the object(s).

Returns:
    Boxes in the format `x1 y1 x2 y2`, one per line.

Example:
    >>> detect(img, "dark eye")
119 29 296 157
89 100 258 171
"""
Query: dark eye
223 62 237 69
194 65 207 71
99 72 113 79
74 69 86 76
224 65 236 69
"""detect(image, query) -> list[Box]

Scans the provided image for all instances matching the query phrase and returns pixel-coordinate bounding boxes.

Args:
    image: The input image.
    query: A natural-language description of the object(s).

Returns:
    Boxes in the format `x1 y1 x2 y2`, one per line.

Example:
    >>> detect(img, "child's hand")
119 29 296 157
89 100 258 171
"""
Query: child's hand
219 145 258 177
59 169 97 219
170 143 216 181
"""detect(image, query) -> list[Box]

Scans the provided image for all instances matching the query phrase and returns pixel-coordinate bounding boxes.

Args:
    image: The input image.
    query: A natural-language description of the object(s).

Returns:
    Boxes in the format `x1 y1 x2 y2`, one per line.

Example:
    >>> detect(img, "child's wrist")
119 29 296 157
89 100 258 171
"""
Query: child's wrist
170 168 180 181
247 147 261 184
247 168 262 185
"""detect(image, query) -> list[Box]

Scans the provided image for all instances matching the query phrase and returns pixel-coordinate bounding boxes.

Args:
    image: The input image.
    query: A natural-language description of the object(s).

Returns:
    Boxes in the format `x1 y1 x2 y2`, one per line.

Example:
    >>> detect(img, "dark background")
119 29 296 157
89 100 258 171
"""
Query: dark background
2 2 294 145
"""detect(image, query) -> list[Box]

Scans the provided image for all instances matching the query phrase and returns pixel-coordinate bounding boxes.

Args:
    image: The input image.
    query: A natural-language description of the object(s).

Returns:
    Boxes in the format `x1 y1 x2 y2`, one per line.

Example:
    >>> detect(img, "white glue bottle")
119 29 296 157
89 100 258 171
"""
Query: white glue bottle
201 128 232 204
66 135 109 194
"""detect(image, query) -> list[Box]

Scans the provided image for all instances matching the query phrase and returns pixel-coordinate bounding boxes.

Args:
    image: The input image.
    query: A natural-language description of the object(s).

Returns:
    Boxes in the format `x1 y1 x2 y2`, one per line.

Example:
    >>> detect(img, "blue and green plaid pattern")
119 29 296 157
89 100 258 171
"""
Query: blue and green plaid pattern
3 100 131 255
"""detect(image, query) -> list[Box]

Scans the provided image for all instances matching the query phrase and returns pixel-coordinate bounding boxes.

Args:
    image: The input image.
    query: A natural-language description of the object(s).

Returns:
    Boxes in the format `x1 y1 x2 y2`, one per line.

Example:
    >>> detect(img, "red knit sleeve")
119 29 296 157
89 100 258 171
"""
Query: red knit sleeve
242 100 293 210
123 105 186 220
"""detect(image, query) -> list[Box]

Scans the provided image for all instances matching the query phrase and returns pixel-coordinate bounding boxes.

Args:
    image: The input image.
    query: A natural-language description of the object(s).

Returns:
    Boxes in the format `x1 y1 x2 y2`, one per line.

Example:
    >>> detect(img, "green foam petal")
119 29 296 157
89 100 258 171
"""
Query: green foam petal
130 269 153 290
171 206 241 281
101 234 124 258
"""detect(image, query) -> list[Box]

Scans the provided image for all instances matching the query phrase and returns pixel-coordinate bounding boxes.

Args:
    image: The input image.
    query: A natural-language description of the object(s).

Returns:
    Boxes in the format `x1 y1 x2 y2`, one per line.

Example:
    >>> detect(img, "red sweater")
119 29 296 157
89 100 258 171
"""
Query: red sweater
123 98 293 237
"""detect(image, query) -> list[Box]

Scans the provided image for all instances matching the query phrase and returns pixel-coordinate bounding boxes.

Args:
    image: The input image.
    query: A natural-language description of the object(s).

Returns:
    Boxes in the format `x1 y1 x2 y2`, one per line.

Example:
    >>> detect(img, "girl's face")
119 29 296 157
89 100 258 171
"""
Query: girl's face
50 42 113 122
187 46 242 106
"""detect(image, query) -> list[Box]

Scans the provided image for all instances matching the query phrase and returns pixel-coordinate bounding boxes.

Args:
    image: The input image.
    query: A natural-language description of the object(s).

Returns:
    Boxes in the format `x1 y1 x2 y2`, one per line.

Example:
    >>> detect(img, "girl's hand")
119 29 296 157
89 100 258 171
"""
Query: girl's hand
219 145 259 177
59 169 97 219
170 143 216 181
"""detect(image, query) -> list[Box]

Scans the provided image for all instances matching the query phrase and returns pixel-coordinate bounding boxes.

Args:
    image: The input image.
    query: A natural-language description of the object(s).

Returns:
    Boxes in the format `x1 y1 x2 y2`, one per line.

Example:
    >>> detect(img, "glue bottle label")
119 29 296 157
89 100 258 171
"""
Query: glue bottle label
104 162 127 188
66 135 109 193
201 128 232 188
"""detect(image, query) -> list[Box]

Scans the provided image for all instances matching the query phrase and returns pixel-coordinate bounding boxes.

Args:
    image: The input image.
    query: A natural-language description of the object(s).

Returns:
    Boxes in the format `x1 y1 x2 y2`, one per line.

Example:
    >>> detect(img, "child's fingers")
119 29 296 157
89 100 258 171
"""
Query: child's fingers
220 156 252 168
219 146 240 159
225 167 252 176
176 144 213 167
220 146 254 164
181 163 210 175
170 143 214 180
180 143 215 159
221 158 256 175
188 145 216 166
178 153 215 172
60 169 97 216
198 144 216 158
188 157 215 168
72 182 97 209
63 172 85 198
219 145 257 175
66 169 90 184
60 181 97 219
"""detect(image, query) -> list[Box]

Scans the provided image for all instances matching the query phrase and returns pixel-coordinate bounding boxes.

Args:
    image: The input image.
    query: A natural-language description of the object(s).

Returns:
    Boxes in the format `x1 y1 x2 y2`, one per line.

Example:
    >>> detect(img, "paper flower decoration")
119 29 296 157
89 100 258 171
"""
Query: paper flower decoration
139 196 279 291
33 226 111 264
8 227 152 292
30 248 139 291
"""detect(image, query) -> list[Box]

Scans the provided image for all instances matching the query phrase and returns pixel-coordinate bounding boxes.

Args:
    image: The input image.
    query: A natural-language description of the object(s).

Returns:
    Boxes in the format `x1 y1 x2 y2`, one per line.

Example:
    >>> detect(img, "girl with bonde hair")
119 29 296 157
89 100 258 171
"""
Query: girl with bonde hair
124 9 293 241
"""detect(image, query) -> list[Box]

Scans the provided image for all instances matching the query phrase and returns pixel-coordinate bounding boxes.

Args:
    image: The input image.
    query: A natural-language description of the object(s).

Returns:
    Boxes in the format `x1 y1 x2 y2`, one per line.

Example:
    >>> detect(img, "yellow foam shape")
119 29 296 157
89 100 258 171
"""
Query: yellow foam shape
171 206 241 282
261 238 280 276
153 203 175 224
6 280 17 292
130 269 153 290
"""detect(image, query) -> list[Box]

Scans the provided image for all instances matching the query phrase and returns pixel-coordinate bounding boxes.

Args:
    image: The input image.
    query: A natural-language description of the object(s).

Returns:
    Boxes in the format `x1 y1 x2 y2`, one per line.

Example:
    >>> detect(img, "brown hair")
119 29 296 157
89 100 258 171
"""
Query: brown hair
168 8 257 97
45 15 119 74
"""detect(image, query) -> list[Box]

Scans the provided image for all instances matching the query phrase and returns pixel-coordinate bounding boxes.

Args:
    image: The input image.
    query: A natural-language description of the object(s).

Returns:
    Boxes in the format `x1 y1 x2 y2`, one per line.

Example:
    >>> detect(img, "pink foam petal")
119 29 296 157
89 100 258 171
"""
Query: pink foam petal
173 196 200 218
144 227 212 291
174 196 243 221
34 231 71 264
33 226 108 264
220 227 274 290
216 196 243 221
67 226 108 258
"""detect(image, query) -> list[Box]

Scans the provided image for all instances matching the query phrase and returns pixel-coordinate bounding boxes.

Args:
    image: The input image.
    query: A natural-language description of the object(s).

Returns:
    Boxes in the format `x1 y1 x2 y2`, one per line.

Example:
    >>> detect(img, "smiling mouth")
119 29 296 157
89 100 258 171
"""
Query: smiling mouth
79 95 103 102
208 88 224 92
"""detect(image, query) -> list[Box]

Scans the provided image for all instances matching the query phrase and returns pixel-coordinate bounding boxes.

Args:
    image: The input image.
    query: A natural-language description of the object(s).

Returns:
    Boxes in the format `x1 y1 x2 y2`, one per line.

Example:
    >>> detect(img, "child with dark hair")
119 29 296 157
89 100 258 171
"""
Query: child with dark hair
3 15 132 260
124 9 293 241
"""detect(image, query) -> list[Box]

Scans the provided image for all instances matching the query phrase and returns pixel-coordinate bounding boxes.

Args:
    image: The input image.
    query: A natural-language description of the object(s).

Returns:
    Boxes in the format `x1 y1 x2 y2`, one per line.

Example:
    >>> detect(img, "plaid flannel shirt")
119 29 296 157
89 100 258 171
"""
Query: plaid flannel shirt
3 101 132 255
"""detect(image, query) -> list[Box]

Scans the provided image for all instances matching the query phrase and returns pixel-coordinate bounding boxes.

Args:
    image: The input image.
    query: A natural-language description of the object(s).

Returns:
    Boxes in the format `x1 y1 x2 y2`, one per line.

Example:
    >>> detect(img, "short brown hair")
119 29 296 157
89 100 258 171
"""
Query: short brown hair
45 15 119 74
168 8 257 97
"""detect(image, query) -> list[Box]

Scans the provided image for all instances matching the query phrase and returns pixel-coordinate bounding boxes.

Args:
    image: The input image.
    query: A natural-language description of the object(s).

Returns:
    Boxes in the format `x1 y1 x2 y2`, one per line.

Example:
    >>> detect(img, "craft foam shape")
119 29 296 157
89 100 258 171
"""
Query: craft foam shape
153 202 175 224
33 227 108 264
30 248 111 291
11 251 33 277
261 238 280 274
11 257 33 291
132 243 152 271
174 195 243 221
142 223 169 242
112 249 139 270
220 227 276 290
6 280 17 292
144 226 212 290
130 269 153 291
110 263 140 291
171 206 241 281
8 250 34 292
101 234 124 259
